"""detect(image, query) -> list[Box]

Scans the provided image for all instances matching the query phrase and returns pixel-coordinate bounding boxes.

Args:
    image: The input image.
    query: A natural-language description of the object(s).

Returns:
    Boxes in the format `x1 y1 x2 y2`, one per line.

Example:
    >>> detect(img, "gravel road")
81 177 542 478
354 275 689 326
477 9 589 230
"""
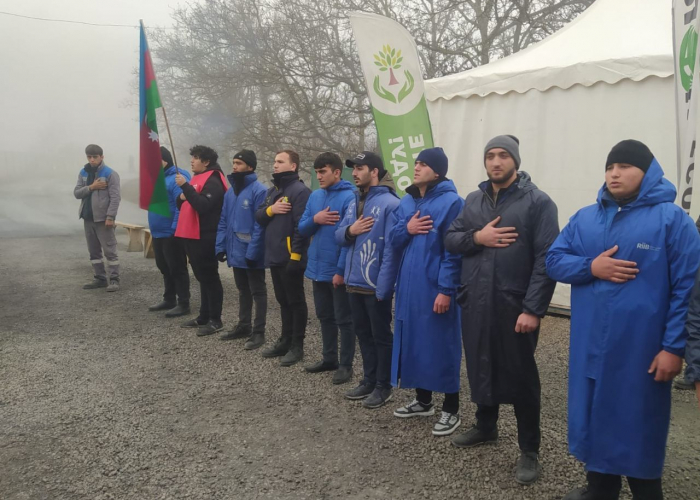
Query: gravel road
1 233 698 500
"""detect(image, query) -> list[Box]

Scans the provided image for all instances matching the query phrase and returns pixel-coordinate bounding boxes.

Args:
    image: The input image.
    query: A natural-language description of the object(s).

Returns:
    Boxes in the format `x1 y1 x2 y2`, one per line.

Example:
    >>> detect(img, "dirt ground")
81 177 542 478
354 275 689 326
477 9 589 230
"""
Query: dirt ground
1 232 699 500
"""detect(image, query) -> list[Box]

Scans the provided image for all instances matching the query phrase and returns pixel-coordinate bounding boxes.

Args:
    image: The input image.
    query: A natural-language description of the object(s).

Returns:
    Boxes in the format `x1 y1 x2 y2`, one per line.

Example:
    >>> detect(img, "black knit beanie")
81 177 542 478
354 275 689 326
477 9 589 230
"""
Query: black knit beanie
233 149 257 170
160 146 174 168
606 140 654 173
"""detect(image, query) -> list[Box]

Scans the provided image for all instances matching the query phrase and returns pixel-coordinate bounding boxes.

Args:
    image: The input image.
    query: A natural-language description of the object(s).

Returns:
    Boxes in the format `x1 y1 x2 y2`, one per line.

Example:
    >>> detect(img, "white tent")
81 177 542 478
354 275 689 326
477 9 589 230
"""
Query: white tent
424 0 675 308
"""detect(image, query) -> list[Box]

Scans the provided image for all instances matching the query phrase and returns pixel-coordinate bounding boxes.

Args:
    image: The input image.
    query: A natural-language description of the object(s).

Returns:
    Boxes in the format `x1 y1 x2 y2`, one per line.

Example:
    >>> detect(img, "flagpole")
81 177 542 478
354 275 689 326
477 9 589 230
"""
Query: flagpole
140 20 180 175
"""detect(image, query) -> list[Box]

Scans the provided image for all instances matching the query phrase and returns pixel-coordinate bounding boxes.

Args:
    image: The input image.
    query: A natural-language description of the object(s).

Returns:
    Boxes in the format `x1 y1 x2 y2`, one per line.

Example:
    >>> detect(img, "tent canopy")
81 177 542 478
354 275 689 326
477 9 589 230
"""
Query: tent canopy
425 0 673 101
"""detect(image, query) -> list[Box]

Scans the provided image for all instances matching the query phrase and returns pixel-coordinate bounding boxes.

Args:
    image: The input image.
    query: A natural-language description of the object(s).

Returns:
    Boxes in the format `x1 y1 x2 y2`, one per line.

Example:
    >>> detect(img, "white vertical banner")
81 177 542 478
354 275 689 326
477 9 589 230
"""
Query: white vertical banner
673 0 700 217
348 12 434 196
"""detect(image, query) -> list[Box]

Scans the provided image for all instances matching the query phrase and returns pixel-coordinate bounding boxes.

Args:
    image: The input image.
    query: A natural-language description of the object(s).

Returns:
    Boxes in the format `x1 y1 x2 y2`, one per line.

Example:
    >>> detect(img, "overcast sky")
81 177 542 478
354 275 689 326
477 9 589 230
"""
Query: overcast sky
0 0 185 174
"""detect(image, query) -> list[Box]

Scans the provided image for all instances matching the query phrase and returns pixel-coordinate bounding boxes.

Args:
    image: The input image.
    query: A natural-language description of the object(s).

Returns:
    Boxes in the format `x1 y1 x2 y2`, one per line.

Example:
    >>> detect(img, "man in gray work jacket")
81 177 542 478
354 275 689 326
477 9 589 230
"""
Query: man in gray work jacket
73 144 121 292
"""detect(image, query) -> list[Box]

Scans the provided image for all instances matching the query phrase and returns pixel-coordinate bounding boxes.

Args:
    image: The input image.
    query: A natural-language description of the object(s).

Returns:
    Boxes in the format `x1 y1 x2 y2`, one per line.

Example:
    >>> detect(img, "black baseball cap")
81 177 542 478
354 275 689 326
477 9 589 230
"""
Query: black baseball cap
345 151 384 172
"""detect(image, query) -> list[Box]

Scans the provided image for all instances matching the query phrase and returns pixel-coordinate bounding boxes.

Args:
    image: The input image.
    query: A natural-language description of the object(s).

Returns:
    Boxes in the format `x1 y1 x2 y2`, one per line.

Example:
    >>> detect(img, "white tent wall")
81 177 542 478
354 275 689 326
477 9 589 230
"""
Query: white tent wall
426 76 676 307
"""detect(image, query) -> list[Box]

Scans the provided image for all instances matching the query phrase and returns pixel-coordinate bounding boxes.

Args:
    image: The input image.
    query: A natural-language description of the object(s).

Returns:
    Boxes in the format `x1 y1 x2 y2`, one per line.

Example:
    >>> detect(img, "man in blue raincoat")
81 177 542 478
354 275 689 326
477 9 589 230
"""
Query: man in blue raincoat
546 140 700 500
215 150 267 350
389 147 464 436
298 152 356 385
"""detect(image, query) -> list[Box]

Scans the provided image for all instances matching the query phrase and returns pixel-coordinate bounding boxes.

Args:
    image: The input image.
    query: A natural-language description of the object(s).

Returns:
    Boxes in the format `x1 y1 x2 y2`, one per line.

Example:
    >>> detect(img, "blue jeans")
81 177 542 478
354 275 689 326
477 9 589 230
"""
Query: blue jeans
348 292 393 389
312 281 355 367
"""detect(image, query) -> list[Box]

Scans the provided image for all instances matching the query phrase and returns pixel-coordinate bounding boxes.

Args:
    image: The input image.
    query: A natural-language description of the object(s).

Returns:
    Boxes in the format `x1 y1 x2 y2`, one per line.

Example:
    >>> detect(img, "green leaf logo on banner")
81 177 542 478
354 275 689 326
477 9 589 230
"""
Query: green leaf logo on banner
372 45 414 103
680 26 698 92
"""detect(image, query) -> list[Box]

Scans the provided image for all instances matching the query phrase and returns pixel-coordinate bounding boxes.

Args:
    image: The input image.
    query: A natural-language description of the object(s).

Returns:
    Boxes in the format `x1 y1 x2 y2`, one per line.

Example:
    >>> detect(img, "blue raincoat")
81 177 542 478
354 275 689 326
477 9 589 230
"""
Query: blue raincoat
546 159 700 479
389 180 464 393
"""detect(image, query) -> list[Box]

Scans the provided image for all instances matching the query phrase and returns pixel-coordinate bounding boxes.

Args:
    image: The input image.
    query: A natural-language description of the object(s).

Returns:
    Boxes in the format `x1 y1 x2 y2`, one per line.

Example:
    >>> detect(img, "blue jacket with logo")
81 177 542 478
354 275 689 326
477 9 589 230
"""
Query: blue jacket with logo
215 172 267 269
335 172 401 300
148 166 191 238
546 159 700 479
299 180 356 282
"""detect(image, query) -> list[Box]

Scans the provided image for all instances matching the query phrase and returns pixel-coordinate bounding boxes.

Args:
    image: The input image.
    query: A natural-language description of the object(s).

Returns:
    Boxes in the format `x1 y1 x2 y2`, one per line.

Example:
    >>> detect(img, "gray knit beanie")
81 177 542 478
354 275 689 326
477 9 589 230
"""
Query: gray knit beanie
484 135 521 169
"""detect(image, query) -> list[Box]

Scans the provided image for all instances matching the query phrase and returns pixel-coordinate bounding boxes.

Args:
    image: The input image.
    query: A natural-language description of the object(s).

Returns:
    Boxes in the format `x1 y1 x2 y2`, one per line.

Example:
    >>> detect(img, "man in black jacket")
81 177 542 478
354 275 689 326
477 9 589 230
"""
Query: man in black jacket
175 145 227 336
444 135 559 485
255 150 311 366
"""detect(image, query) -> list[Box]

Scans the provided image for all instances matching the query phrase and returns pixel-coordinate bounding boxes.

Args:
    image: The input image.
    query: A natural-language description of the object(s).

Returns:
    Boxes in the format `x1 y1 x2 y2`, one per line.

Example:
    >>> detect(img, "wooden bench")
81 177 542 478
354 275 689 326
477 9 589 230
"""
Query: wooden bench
115 221 145 252
143 229 155 259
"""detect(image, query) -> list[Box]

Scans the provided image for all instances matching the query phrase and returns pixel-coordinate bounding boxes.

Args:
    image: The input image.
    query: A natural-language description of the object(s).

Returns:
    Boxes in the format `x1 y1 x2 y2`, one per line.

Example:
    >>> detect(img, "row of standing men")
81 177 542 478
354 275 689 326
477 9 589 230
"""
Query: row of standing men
75 137 700 500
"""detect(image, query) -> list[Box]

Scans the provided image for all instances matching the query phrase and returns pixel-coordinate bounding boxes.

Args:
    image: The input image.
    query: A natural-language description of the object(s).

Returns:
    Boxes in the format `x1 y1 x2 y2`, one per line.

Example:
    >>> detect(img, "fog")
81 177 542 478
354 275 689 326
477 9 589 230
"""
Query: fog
0 0 183 236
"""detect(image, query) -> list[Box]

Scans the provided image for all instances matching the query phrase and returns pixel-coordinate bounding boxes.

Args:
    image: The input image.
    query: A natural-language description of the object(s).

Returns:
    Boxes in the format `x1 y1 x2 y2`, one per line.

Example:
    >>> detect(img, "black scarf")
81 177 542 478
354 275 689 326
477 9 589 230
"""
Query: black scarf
231 171 254 195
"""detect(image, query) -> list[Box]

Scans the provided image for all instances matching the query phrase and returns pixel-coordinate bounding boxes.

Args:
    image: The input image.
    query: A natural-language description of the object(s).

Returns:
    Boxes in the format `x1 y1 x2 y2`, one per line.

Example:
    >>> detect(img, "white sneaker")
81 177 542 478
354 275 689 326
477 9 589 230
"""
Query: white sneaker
432 411 461 436
393 398 435 418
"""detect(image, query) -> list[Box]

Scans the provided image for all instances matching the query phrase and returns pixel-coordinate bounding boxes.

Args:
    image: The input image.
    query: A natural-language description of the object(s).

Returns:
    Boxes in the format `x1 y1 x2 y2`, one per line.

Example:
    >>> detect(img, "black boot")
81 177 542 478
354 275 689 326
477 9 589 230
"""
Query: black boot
261 337 291 358
280 343 304 367
562 472 622 500
150 300 176 312
220 324 251 341
244 333 265 350
165 303 191 318
451 426 498 448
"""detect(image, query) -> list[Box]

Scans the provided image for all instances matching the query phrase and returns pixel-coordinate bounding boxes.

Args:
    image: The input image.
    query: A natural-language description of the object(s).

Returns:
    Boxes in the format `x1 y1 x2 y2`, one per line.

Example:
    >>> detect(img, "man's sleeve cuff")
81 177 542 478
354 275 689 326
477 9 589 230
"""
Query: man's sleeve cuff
266 206 274 217
290 253 302 261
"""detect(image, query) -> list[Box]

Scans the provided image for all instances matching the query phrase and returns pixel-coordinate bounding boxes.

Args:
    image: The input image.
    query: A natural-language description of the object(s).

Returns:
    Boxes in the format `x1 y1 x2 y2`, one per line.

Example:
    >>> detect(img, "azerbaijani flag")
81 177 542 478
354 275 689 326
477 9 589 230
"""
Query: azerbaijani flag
139 22 170 216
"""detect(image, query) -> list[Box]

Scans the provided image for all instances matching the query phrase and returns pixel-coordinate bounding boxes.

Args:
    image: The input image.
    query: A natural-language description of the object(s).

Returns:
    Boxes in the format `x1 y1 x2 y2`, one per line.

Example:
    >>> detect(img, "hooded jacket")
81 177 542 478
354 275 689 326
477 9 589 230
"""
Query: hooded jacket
175 163 227 240
148 166 191 238
546 159 700 479
389 179 464 393
74 163 121 223
335 171 401 300
298 179 356 282
444 171 559 407
215 172 267 269
255 171 311 267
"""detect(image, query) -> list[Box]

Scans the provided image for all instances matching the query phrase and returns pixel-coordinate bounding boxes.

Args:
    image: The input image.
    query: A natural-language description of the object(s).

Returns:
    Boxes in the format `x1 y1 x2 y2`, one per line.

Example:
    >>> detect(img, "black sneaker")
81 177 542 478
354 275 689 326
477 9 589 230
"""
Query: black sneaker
149 300 176 312
83 278 107 289
165 304 191 318
362 387 392 409
261 339 291 358
244 333 265 350
196 320 224 336
394 399 435 418
332 366 353 385
345 381 375 400
515 451 541 485
304 360 339 373
280 346 304 367
220 324 251 341
451 426 498 448
181 318 208 328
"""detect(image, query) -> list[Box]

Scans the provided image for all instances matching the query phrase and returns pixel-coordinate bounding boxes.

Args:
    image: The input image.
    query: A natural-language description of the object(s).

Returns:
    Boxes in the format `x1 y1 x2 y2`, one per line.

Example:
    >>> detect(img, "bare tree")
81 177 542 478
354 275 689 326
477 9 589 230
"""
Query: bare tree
151 0 594 180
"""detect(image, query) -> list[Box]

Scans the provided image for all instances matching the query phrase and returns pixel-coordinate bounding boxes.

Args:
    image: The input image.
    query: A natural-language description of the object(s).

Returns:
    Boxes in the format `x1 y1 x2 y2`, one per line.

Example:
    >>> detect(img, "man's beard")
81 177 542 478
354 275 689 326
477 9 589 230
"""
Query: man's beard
487 166 517 185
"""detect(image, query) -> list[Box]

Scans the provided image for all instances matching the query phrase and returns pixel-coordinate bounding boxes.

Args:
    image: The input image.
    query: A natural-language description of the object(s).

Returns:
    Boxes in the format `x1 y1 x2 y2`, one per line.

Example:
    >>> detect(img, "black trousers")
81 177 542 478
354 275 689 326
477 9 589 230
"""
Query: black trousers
183 237 223 322
585 471 663 500
348 292 393 390
153 236 190 304
312 281 355 367
270 266 307 343
232 267 267 334
475 401 540 453
416 388 459 414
